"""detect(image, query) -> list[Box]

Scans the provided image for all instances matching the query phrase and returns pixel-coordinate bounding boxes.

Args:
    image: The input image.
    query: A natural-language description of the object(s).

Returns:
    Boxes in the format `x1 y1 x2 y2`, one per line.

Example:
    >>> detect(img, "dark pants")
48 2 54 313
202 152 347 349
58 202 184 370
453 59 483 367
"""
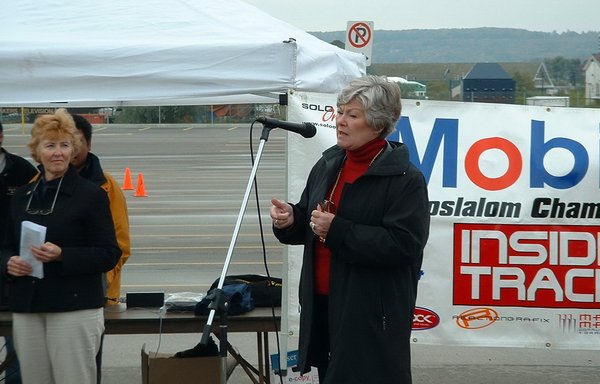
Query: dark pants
96 332 105 384
313 294 330 383
5 336 22 384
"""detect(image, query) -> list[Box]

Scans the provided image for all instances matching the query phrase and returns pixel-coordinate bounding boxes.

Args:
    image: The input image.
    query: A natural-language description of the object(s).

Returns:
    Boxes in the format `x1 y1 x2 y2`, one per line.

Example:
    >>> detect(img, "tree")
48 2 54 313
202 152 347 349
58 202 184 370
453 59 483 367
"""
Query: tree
512 71 536 104
425 80 448 100
115 106 220 124
545 56 583 86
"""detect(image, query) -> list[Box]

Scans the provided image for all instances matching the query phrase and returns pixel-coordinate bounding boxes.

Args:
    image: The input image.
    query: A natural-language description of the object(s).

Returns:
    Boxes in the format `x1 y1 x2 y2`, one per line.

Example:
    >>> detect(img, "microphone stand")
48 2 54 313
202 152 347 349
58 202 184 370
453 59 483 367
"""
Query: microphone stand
199 124 275 384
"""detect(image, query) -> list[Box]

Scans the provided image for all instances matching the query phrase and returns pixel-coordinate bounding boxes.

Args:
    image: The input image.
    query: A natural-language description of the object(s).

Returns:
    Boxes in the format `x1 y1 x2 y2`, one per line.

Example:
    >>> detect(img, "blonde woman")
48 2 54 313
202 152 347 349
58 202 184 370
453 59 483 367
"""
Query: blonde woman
1 109 121 384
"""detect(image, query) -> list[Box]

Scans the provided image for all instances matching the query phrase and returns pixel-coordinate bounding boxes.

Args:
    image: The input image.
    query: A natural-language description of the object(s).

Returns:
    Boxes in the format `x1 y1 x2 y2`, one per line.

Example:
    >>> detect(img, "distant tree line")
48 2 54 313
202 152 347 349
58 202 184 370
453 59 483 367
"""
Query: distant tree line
113 105 263 124
114 106 211 124
312 28 598 63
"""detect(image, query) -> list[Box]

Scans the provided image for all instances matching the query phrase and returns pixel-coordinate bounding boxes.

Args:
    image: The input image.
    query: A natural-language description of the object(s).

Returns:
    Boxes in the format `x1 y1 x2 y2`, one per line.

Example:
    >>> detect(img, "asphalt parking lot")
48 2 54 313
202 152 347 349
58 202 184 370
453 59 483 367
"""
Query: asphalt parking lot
3 123 600 383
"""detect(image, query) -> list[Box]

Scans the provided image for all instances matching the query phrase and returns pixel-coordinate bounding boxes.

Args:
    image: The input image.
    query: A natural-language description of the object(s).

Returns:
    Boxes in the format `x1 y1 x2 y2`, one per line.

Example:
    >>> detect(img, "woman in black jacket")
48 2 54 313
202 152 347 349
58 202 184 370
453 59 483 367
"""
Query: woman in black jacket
0 109 121 384
271 75 430 384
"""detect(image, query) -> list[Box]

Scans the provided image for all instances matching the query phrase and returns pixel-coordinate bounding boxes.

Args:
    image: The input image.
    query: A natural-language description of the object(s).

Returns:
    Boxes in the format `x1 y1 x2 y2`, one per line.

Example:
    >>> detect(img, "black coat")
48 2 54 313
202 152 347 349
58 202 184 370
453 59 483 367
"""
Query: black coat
274 141 430 384
0 165 121 312
0 149 38 245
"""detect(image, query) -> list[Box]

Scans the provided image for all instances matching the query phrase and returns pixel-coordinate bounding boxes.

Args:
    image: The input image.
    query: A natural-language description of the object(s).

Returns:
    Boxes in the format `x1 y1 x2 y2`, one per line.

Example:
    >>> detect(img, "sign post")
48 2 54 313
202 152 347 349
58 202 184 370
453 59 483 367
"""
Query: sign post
345 21 374 66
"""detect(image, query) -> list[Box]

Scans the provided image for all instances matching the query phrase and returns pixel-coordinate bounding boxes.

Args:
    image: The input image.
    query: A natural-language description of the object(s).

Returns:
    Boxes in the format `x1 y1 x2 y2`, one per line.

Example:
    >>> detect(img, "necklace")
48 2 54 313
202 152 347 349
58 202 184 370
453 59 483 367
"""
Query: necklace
327 146 385 203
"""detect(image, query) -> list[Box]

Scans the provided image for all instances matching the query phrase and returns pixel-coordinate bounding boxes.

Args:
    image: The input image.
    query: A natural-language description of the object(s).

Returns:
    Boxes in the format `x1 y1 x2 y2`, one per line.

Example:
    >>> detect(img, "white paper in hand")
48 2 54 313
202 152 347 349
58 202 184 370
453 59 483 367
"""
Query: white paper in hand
19 221 46 279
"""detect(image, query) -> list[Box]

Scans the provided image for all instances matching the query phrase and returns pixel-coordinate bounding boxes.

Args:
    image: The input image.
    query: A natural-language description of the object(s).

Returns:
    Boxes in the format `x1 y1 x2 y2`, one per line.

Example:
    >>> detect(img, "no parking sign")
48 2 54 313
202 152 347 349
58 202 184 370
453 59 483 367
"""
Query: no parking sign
345 21 373 66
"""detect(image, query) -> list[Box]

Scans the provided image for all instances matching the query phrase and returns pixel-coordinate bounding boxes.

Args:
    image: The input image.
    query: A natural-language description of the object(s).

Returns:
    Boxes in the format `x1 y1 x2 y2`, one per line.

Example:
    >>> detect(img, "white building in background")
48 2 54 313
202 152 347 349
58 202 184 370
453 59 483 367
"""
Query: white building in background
526 96 570 107
387 76 427 99
533 62 557 95
583 53 600 104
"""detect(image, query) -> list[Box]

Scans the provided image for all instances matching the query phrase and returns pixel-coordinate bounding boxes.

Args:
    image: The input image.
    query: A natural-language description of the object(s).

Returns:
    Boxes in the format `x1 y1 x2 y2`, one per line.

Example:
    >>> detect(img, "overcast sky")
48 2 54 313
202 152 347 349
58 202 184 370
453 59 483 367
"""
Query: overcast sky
243 0 599 33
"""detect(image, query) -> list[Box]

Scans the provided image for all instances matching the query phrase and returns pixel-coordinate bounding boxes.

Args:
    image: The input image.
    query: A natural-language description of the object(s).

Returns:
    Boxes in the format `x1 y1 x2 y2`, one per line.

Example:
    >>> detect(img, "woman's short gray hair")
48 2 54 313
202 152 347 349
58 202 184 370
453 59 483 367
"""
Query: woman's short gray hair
337 75 402 138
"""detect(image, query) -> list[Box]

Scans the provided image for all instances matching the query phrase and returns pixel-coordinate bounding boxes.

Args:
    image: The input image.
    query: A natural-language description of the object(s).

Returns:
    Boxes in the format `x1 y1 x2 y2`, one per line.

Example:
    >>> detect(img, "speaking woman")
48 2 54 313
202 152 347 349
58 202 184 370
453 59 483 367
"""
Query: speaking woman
271 75 430 383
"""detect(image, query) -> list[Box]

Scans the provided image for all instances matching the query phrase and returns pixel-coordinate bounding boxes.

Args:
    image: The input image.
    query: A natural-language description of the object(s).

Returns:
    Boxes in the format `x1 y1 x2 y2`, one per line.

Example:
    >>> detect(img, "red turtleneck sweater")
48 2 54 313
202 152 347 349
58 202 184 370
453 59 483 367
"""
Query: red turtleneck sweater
314 138 387 295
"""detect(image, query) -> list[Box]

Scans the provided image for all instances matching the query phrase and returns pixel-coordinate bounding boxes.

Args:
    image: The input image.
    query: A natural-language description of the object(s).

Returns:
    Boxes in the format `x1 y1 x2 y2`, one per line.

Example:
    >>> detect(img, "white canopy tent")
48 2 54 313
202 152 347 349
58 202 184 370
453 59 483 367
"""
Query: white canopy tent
1 1 364 371
0 0 365 107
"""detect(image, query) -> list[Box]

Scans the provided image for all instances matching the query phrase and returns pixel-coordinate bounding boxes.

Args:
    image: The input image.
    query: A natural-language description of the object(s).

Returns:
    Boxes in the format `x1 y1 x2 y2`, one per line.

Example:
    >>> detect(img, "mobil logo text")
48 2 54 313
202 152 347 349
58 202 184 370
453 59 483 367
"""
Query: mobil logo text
397 117 590 191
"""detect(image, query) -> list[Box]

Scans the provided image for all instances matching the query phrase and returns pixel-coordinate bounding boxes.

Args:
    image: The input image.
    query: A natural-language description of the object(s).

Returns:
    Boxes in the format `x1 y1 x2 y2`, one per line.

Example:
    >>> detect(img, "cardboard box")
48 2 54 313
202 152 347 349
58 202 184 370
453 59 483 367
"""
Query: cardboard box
141 344 220 384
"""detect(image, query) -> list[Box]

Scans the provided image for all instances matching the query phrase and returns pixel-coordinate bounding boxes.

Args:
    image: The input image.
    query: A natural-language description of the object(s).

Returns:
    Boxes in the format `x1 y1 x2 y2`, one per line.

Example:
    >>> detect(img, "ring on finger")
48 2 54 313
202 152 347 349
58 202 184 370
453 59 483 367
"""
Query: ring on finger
310 222 316 231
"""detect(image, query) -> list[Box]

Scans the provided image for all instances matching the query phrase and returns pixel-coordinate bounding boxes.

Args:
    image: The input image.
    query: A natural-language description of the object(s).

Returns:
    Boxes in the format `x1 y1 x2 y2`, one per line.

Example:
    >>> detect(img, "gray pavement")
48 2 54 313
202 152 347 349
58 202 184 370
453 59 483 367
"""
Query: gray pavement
100 332 600 383
4 123 600 383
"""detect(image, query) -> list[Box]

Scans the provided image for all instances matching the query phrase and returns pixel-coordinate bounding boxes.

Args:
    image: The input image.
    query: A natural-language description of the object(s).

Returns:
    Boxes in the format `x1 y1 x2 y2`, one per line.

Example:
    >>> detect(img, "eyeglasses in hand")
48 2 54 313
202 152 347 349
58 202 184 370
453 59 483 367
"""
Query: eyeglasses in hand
316 199 336 243
25 177 63 215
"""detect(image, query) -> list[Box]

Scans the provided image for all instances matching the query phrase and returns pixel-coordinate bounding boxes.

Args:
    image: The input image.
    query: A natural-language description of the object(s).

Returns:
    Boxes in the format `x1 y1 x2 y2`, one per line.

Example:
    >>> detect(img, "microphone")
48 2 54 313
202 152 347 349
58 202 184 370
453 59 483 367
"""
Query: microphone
255 117 317 138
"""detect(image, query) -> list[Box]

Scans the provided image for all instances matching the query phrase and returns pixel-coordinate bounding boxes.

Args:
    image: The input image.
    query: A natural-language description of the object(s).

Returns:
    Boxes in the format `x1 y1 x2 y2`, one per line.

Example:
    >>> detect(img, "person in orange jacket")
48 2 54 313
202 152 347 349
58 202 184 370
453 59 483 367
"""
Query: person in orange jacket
71 114 131 384
71 114 131 305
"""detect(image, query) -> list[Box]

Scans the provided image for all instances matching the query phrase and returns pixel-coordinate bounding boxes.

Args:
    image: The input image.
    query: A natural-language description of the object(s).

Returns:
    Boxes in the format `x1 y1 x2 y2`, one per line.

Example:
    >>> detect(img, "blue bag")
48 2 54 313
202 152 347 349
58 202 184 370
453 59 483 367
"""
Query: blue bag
194 283 255 316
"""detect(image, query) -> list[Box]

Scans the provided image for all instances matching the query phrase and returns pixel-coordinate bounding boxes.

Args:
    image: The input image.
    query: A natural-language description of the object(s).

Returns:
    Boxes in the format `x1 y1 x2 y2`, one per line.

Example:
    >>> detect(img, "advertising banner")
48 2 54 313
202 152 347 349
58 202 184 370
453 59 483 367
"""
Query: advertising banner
286 92 600 350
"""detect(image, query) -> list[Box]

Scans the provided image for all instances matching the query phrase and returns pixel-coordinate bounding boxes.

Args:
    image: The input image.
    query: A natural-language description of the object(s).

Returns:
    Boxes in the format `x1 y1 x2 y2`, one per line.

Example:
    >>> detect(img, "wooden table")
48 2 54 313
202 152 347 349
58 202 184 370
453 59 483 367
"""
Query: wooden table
0 306 281 384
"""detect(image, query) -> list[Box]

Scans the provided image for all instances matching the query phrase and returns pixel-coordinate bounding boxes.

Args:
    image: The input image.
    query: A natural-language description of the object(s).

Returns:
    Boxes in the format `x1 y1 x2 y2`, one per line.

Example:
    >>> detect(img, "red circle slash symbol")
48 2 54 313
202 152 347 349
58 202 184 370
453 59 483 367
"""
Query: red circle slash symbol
348 22 371 48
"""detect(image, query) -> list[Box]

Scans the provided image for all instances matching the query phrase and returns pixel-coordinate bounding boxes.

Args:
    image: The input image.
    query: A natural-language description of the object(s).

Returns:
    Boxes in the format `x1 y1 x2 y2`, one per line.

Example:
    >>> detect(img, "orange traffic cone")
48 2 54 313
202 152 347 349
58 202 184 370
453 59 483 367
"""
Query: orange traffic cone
122 167 133 190
134 173 148 197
